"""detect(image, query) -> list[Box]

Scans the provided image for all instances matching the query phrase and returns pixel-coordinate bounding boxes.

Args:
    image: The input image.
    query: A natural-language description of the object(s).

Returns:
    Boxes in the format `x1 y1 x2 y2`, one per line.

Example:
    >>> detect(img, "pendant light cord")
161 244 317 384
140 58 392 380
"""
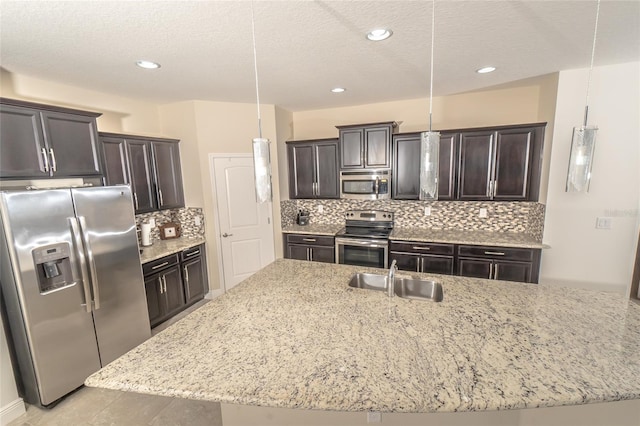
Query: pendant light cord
428 0 435 132
250 1 262 139
584 0 601 126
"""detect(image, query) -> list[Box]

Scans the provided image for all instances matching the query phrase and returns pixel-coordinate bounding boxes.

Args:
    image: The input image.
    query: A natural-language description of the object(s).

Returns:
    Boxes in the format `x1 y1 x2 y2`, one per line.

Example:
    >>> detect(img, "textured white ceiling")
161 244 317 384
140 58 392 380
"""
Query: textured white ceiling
1 1 638 111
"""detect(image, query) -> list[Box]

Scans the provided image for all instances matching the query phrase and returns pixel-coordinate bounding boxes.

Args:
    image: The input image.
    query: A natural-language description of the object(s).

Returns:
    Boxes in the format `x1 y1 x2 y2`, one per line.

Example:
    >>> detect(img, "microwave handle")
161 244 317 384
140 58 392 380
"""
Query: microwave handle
374 177 379 198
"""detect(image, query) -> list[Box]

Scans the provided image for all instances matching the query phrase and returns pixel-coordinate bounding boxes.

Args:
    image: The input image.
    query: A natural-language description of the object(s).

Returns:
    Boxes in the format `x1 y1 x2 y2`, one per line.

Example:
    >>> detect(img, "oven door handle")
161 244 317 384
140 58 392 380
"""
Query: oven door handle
336 238 388 248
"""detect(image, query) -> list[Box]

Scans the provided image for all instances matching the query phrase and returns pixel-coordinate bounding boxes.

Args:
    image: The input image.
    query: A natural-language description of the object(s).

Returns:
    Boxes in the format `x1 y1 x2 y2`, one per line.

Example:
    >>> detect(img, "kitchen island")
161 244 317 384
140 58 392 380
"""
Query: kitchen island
86 259 640 425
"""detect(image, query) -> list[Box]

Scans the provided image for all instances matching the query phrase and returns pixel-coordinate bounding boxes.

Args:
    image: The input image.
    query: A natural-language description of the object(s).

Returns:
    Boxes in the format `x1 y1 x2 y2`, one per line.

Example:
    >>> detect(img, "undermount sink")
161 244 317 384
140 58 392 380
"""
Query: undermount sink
348 272 388 291
394 278 443 302
348 273 443 302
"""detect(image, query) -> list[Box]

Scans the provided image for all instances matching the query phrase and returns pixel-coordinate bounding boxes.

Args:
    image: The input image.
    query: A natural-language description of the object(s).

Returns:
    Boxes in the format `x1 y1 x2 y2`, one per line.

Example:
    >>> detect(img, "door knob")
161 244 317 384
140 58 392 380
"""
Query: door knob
222 233 233 238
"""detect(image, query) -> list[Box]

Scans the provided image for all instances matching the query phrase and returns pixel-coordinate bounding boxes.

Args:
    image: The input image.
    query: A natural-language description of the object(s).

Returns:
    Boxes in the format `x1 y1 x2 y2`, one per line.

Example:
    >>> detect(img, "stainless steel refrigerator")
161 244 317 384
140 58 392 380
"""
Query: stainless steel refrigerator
0 186 151 407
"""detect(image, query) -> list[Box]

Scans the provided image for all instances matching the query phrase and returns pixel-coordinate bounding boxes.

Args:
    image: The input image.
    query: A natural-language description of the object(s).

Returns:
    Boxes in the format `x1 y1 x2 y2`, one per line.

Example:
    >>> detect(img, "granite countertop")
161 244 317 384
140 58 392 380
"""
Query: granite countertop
139 237 206 263
281 223 343 235
86 259 640 413
391 228 548 249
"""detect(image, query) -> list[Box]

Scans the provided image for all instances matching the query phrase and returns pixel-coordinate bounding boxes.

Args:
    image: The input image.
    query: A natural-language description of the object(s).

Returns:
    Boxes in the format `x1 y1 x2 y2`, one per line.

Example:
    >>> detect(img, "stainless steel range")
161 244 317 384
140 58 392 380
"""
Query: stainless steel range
335 210 394 269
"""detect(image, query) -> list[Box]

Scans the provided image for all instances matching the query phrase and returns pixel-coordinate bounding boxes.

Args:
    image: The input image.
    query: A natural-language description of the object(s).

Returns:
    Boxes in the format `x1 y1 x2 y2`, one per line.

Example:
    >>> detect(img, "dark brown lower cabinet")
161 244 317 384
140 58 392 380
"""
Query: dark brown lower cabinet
389 240 540 284
143 245 208 328
390 241 455 275
457 245 541 283
284 233 335 263
181 244 208 306
143 256 185 328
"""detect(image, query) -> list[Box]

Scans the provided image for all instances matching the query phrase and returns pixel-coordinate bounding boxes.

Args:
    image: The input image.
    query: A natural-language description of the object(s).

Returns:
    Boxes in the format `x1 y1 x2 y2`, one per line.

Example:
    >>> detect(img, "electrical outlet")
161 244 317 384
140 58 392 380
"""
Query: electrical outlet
148 218 156 228
479 208 488 218
317 205 324 213
194 216 202 226
595 217 612 229
424 206 431 216
367 412 381 423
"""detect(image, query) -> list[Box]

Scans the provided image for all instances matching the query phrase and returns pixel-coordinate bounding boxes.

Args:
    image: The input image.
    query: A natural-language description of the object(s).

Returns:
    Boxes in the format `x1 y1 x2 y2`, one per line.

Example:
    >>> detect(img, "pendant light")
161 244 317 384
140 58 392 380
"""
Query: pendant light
419 0 440 200
566 0 601 193
250 1 272 203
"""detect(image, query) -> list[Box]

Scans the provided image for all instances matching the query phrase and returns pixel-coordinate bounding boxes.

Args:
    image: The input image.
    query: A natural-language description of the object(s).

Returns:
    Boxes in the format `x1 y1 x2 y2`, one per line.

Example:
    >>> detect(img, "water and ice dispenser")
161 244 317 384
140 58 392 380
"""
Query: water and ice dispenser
32 243 75 293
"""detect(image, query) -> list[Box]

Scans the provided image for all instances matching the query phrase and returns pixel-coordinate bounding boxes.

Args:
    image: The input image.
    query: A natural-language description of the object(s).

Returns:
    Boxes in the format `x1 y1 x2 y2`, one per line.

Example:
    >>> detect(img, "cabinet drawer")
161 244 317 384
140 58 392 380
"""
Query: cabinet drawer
457 245 533 262
390 241 454 256
143 253 179 275
181 244 203 261
286 234 334 246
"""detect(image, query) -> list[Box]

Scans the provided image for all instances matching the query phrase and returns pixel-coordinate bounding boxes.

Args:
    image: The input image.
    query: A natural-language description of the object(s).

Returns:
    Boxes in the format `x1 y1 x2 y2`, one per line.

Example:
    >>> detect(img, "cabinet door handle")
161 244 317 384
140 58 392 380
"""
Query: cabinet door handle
163 276 168 293
309 248 314 261
133 192 139 210
184 266 189 284
185 250 200 257
416 257 421 272
158 189 164 206
494 264 499 280
412 246 430 251
49 149 57 172
302 238 316 242
41 148 50 172
158 276 164 294
484 251 505 256
152 261 170 270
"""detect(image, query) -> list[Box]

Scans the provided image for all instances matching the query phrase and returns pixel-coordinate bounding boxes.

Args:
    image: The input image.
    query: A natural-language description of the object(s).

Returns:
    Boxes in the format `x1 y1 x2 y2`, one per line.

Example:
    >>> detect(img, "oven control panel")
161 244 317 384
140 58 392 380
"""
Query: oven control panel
344 210 394 222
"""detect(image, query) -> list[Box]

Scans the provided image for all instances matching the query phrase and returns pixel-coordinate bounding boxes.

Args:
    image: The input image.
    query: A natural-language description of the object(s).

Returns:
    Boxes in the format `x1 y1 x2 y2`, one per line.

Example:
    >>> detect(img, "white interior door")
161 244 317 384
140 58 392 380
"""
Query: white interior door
212 155 275 291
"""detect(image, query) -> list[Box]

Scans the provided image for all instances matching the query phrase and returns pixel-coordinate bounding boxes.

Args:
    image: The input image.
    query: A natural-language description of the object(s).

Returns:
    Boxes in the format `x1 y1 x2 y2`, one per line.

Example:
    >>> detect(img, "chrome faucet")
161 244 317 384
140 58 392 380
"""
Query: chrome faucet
388 259 397 297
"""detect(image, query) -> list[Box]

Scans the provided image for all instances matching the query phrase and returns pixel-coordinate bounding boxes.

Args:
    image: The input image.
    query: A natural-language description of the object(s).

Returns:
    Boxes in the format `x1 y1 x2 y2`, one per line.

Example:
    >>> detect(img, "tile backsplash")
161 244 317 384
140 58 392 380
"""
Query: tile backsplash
282 199 545 241
135 207 205 245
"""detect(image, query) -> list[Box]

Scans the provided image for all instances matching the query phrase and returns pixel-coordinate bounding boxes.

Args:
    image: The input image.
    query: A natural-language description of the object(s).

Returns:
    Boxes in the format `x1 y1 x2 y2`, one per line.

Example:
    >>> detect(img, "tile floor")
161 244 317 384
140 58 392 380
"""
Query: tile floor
9 300 222 426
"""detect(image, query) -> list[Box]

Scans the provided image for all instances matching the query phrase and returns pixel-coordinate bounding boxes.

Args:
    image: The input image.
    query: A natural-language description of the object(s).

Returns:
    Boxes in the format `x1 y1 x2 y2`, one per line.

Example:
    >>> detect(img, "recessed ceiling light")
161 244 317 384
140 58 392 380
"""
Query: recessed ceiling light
366 28 393 41
476 66 496 74
136 60 161 69
331 87 346 93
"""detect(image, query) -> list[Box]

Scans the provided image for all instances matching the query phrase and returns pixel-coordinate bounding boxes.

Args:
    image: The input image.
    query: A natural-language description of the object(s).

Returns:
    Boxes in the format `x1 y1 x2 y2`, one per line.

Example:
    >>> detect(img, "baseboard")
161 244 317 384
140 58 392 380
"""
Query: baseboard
205 288 225 300
0 398 26 426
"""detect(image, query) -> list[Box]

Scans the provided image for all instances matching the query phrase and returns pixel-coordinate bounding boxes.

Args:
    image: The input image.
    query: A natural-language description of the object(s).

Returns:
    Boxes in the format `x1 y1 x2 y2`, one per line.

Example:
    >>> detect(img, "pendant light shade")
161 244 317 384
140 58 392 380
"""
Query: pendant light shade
566 0 601 193
566 125 597 192
249 1 272 203
419 1 439 200
253 137 272 203
419 131 440 200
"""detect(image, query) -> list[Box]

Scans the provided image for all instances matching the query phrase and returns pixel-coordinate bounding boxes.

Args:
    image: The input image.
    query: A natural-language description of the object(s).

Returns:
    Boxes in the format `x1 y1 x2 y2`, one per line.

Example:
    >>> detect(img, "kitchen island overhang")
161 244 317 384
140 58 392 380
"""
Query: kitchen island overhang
85 259 640 417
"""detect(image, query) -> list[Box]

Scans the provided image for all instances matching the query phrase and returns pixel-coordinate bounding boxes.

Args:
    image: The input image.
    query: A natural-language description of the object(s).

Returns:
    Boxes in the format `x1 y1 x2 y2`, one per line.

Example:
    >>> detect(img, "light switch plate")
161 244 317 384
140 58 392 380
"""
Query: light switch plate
596 217 612 229
479 208 488 218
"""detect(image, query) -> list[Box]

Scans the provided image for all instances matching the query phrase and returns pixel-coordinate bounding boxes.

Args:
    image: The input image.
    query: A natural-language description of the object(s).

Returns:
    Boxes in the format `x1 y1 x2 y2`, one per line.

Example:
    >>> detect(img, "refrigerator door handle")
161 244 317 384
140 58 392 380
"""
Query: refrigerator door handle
69 217 92 313
78 216 101 310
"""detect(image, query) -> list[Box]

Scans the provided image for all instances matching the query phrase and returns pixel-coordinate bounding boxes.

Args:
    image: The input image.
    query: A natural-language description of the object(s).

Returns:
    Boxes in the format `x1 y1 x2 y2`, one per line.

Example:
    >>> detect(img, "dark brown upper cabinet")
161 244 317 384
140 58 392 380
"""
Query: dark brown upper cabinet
99 132 184 213
152 141 184 209
287 138 339 199
337 122 397 169
457 124 545 201
391 131 457 200
0 98 101 179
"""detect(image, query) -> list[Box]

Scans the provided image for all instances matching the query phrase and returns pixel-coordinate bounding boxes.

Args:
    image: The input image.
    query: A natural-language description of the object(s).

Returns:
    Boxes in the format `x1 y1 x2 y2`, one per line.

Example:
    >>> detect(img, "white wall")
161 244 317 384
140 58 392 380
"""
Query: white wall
540 61 640 293
0 69 162 134
0 316 25 425
159 100 284 292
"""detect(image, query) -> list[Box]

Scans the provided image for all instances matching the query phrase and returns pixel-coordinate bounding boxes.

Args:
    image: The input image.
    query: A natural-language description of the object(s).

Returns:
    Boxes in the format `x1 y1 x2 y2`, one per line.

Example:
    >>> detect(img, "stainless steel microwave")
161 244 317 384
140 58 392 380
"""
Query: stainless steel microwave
339 170 391 200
